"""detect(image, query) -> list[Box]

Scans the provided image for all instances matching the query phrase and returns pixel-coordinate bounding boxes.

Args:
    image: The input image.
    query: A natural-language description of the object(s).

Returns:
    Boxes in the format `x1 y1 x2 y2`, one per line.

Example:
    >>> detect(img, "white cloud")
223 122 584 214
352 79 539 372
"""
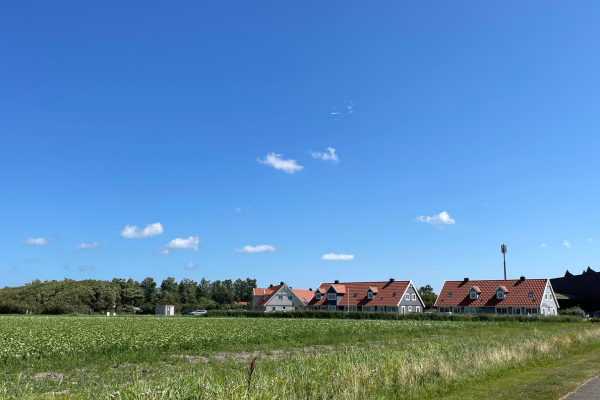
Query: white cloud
309 147 339 163
22 236 58 246
321 253 355 261
563 240 570 248
185 262 196 270
156 236 200 255
235 207 241 214
235 245 276 253
76 242 106 251
415 211 456 228
587 238 592 242
121 223 164 238
540 243 546 248
78 265 94 271
257 153 303 174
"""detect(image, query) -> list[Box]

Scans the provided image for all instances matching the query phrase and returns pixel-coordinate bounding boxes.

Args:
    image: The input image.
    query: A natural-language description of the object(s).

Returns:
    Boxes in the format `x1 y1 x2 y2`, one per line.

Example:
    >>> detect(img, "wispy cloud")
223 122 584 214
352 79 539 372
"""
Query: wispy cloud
121 223 164 239
22 236 58 246
321 253 354 261
415 211 456 228
257 153 303 174
540 243 546 248
76 242 106 251
78 265 94 271
235 207 241 214
587 238 593 243
185 262 196 270
156 236 200 255
309 147 339 163
235 245 276 253
562 240 570 248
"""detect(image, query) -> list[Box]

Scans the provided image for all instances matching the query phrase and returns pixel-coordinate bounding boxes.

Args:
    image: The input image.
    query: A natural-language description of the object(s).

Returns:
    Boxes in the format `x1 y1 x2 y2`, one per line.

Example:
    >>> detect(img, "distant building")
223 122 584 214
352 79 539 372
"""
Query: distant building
307 279 424 313
252 282 314 311
551 267 600 313
436 277 558 316
155 305 175 316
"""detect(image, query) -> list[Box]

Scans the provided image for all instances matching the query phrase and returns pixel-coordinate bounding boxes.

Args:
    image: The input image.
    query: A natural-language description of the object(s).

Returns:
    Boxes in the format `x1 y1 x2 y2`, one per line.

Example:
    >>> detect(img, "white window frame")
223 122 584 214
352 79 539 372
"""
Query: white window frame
278 295 283 300
367 292 374 299
542 307 546 315
327 293 336 301
416 306 420 312
496 307 508 314
316 293 321 300
405 294 410 300
412 294 416 301
470 292 477 299
408 306 412 312
327 305 336 311
401 306 405 313
497 292 505 299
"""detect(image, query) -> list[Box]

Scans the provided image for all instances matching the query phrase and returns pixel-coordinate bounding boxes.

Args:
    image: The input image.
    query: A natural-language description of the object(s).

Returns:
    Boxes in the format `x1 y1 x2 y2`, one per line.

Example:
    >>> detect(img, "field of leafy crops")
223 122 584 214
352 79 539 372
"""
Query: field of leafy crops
0 315 477 362
1 316 600 400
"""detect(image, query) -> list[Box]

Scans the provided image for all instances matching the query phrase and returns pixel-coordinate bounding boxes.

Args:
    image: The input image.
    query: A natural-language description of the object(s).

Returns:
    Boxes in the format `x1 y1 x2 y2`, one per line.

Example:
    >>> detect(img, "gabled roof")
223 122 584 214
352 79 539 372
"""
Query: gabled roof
435 279 548 308
468 285 481 293
253 284 313 306
495 285 509 293
328 284 346 293
308 281 414 307
366 286 378 293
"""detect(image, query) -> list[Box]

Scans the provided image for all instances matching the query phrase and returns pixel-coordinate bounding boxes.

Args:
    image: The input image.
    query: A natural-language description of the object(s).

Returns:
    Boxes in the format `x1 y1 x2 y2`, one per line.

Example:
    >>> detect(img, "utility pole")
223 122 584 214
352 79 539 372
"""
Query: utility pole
113 292 116 316
501 244 507 280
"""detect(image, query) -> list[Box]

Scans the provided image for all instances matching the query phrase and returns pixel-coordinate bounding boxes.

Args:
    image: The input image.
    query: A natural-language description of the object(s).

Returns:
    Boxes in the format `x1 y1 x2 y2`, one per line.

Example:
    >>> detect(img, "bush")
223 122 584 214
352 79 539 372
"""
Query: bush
204 310 581 323
559 306 586 318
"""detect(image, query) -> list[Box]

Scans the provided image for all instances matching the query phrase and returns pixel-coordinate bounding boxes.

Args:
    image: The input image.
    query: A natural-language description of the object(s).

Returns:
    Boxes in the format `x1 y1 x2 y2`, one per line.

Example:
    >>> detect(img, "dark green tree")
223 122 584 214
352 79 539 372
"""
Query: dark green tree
418 285 438 310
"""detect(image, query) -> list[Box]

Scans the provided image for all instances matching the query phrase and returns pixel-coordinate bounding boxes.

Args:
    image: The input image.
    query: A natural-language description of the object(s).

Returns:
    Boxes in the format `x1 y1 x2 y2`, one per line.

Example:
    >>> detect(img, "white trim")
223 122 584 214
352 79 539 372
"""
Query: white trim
433 280 446 307
545 279 560 309
263 283 308 308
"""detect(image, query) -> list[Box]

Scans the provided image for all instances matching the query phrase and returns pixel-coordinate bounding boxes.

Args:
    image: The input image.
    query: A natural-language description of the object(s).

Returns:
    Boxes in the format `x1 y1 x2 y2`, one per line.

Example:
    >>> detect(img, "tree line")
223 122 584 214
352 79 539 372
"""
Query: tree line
0 277 257 314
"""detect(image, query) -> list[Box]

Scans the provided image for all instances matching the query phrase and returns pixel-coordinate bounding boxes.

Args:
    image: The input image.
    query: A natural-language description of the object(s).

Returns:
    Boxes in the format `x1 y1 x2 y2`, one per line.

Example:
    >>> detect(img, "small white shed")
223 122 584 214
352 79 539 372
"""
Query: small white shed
155 305 175 316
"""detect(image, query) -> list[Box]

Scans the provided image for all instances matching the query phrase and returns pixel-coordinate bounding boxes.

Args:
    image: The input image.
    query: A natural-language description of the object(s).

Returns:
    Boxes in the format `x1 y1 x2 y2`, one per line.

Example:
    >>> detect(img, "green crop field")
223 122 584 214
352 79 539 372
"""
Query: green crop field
1 315 599 399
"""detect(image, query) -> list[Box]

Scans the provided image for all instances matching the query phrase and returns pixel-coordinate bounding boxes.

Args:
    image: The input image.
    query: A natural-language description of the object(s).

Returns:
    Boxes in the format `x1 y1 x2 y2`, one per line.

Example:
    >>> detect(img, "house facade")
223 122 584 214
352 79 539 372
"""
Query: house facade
252 282 314 312
307 279 424 313
435 277 559 316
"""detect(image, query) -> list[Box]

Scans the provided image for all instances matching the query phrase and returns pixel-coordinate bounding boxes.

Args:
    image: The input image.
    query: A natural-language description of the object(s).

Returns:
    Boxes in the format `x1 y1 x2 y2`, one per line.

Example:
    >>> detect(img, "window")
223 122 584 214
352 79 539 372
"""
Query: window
470 292 477 299
391 307 397 312
327 293 336 300
497 308 508 314
439 307 450 313
327 305 336 311
528 292 533 297
470 308 476 314
391 293 396 297
416 306 420 312
405 294 410 300
288 296 292 301
408 306 412 312
542 307 546 315
282 306 286 310
453 307 460 314
544 294 548 300
271 307 276 311
401 306 405 313
278 296 283 300
368 292 374 299
497 292 505 299
353 293 358 297
447 293 452 297
316 293 321 300
525 308 538 314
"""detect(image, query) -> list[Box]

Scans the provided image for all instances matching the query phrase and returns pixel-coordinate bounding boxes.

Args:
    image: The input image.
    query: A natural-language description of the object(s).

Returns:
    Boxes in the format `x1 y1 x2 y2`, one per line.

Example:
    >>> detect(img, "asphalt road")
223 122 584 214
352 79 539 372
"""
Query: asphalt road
563 375 600 400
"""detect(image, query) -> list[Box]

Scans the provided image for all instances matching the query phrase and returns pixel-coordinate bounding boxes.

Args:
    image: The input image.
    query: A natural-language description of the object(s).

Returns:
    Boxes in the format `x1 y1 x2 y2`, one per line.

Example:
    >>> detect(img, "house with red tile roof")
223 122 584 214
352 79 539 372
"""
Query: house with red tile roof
252 282 314 312
307 279 424 313
435 277 559 316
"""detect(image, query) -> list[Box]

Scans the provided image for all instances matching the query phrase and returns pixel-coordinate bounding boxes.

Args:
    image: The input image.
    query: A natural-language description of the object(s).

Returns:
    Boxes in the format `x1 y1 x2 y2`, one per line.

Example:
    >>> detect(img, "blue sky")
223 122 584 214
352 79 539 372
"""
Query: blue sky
1 1 599 292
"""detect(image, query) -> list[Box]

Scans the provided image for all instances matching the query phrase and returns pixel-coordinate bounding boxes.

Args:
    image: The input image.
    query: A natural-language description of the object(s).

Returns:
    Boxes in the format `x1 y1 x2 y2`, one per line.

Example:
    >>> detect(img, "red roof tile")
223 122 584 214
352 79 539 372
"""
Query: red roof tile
292 289 314 303
308 281 412 307
253 285 313 306
435 279 548 308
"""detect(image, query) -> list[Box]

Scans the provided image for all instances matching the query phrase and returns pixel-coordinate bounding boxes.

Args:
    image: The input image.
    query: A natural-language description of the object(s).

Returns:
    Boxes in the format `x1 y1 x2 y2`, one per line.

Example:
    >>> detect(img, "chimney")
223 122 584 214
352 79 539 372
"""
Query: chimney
309 288 312 291
389 278 395 283
520 276 526 282
269 284 273 288
464 277 469 282
280 281 284 285
334 280 340 284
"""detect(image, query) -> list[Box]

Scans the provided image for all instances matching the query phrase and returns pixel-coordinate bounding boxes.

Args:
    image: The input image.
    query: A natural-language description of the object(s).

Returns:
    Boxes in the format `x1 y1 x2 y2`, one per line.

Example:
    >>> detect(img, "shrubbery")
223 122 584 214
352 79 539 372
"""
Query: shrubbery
205 310 582 323
559 306 586 318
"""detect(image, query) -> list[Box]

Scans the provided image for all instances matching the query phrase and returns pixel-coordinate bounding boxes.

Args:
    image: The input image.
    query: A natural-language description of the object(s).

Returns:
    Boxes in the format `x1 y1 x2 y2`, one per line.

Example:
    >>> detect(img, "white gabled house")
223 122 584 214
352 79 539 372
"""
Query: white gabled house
252 282 314 312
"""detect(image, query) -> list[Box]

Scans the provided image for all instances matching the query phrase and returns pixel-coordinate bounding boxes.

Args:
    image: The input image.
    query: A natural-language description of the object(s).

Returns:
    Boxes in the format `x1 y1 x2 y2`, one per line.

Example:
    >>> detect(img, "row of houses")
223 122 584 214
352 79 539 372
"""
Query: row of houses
252 276 560 316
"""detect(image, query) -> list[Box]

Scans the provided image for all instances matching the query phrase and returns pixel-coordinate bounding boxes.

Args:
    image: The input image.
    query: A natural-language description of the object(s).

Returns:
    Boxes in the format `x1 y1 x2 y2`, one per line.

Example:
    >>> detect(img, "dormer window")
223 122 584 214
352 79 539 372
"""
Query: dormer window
497 291 505 299
470 292 477 299
316 293 322 300
327 293 336 300
368 292 374 299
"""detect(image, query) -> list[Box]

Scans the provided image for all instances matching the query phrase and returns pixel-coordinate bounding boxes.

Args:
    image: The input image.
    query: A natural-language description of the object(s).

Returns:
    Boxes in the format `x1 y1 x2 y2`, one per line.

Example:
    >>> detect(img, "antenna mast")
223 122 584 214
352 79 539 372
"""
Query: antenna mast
501 244 507 280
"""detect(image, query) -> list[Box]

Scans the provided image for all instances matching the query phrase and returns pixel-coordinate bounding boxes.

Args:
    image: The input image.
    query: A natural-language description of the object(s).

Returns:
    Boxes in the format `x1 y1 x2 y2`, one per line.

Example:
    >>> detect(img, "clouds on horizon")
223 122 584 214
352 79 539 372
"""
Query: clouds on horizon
257 152 303 174
22 236 58 246
121 223 164 239
156 236 200 255
321 253 354 261
309 147 339 163
76 242 106 251
235 245 276 253
415 211 456 228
